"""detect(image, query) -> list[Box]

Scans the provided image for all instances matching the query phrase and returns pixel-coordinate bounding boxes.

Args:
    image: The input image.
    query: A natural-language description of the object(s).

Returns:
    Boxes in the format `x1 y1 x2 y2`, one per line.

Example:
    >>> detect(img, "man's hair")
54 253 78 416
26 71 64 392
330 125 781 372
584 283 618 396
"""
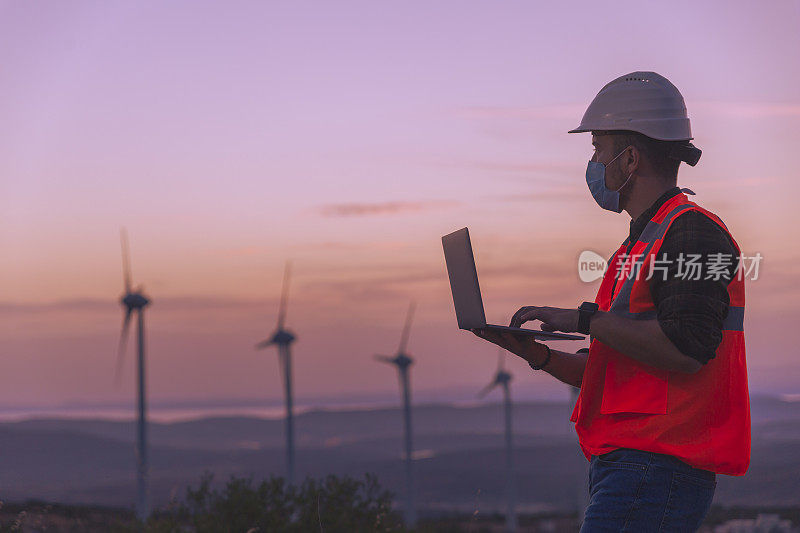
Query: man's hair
608 130 681 184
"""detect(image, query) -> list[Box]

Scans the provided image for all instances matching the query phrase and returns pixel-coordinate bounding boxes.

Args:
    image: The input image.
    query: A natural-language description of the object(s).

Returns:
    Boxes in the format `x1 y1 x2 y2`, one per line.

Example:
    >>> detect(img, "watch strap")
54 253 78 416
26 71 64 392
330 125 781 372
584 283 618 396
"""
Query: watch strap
577 302 599 335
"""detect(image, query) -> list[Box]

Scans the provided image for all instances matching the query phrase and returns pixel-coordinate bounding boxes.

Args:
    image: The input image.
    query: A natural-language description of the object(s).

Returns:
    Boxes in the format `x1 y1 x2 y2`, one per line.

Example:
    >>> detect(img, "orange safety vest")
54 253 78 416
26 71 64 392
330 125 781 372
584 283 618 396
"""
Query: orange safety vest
569 191 751 475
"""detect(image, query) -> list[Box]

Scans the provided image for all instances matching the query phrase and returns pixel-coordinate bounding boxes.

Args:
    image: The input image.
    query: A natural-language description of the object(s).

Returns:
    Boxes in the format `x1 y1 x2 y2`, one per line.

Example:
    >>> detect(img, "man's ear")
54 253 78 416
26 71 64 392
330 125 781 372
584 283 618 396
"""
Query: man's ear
625 145 641 175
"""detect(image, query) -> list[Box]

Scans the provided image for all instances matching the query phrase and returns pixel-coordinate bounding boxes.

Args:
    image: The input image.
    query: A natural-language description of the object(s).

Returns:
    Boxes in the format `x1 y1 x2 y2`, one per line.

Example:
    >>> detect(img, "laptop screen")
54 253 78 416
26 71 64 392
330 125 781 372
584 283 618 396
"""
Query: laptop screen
442 227 487 330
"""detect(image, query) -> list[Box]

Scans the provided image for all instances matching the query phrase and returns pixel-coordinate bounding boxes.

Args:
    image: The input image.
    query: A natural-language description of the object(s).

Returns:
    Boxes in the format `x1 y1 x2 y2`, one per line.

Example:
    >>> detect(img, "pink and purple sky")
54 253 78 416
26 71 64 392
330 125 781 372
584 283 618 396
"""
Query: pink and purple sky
1 1 799 411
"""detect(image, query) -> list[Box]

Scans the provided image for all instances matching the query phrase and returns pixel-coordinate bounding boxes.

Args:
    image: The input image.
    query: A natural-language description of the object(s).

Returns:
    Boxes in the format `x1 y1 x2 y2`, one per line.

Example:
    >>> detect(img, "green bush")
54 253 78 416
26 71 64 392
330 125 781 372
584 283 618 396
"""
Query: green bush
147 472 405 532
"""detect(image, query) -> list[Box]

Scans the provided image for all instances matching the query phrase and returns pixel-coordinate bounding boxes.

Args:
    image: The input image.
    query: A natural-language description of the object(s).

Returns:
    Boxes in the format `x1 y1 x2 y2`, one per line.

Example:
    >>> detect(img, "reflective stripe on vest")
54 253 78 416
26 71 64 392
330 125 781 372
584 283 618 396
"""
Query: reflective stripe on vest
607 202 744 331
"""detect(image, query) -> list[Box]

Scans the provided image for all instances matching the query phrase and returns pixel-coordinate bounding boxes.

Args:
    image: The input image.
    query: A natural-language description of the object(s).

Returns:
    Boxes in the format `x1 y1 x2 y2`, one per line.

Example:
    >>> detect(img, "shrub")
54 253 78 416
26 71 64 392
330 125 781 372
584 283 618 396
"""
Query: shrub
147 472 404 532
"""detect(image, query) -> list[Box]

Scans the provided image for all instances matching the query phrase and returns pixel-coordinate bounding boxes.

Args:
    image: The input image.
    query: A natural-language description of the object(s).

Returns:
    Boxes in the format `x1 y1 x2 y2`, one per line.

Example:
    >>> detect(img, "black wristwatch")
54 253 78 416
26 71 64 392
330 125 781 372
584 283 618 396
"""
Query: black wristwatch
577 302 599 335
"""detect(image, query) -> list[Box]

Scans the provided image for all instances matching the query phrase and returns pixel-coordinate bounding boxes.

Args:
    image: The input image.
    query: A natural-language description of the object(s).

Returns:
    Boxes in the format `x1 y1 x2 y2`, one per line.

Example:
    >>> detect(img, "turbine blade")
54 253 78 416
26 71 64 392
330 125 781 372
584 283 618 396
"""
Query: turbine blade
478 380 498 399
497 348 505 372
255 339 274 350
115 308 133 385
120 228 132 294
277 261 292 329
374 354 395 365
398 301 416 354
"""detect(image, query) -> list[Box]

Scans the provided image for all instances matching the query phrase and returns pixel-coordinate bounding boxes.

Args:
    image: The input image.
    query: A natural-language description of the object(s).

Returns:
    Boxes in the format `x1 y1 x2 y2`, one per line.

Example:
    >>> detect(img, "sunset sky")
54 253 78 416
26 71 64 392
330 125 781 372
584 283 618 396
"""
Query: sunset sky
1 1 799 413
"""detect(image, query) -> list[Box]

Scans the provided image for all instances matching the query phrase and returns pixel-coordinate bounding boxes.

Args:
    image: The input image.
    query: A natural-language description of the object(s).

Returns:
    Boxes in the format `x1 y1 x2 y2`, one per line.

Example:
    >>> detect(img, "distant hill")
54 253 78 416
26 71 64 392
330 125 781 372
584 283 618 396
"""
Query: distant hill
0 395 797 512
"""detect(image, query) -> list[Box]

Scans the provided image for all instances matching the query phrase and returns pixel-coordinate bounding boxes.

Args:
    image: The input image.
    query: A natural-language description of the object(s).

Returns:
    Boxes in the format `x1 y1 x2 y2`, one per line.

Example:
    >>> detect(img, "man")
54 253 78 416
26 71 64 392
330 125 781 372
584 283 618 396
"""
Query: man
471 72 750 532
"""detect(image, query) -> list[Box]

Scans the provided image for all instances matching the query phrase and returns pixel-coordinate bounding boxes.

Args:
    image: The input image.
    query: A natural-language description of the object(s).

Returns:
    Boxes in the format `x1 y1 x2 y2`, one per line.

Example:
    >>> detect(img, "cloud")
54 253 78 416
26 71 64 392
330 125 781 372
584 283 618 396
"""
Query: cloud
452 104 584 121
317 269 444 287
316 200 459 217
455 101 800 121
447 103 585 146
302 265 445 294
384 152 579 183
288 241 367 251
470 160 579 176
487 188 587 203
0 296 266 315
693 101 800 119
476 261 578 285
0 299 115 314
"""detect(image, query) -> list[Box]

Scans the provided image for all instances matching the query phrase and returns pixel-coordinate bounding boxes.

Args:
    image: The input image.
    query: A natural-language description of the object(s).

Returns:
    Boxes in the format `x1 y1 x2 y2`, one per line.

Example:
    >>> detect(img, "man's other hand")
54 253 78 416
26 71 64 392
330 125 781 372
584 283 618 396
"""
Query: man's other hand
470 328 549 366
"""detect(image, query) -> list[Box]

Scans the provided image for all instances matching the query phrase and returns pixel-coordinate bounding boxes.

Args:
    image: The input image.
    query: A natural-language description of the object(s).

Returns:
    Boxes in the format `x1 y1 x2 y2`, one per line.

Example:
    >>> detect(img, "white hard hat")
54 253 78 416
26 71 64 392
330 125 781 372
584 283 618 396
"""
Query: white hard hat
569 71 693 141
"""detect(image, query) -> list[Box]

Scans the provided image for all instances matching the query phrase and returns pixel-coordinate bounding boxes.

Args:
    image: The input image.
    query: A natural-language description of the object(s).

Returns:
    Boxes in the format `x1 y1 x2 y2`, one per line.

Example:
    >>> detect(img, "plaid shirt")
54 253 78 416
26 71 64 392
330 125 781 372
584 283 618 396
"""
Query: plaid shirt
624 187 738 365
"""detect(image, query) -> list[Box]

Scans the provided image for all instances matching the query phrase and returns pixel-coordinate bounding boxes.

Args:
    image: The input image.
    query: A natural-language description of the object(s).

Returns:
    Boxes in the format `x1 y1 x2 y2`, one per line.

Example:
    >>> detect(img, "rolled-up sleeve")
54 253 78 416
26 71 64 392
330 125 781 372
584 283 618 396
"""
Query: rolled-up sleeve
648 211 739 365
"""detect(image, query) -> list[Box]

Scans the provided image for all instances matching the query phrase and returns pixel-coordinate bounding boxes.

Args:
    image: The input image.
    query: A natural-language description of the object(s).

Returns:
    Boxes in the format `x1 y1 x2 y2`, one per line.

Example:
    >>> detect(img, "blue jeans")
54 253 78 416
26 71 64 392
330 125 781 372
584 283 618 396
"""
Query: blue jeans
580 448 716 532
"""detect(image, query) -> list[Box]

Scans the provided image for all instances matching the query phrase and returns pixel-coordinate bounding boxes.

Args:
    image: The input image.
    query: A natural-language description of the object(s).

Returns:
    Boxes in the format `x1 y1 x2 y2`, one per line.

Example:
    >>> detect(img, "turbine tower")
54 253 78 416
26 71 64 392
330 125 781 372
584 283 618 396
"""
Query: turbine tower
115 228 151 522
375 301 417 528
478 348 517 533
255 261 297 485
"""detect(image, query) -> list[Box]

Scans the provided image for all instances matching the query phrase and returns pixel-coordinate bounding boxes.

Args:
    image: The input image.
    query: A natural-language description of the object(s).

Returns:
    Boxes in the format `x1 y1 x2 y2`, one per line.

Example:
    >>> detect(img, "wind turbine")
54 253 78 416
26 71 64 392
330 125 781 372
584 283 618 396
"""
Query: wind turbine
375 301 417 528
255 261 297 485
478 348 517 533
115 228 151 522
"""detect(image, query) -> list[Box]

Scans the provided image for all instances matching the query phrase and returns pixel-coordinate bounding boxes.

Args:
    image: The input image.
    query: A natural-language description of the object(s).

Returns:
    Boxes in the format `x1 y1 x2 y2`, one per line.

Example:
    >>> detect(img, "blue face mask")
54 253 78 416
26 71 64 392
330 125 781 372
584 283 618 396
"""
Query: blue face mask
585 147 634 213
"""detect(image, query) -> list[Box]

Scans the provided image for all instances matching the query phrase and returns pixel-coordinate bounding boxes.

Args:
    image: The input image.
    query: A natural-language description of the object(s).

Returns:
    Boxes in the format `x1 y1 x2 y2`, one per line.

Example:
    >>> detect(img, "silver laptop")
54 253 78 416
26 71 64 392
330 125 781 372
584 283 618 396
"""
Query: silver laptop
442 227 584 340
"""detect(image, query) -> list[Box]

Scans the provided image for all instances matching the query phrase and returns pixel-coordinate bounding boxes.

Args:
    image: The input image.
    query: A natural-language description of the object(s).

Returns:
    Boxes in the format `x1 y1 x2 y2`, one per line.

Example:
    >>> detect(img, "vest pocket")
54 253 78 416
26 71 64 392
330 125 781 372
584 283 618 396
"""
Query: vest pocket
600 354 668 415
